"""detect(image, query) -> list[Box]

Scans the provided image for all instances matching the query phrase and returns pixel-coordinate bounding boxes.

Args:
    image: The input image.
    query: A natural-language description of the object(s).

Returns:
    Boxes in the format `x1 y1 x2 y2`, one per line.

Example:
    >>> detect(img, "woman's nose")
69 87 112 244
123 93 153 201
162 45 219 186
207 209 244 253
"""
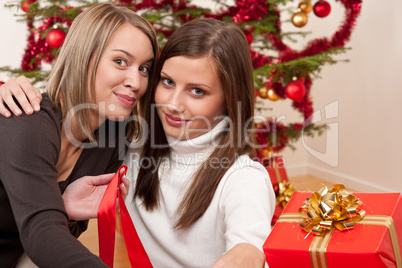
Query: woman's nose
167 90 185 114
123 69 141 91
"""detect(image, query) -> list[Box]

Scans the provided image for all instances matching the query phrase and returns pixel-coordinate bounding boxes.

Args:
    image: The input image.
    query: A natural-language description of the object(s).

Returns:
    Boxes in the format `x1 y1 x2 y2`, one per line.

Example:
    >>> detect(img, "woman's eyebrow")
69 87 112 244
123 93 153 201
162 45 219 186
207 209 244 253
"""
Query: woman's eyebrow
112 49 154 64
112 49 134 59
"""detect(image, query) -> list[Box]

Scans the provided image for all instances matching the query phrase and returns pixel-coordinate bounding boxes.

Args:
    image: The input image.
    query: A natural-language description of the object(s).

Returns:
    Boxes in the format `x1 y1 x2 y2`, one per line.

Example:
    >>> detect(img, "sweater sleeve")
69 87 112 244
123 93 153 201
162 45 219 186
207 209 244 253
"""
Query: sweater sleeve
219 159 275 253
0 111 108 267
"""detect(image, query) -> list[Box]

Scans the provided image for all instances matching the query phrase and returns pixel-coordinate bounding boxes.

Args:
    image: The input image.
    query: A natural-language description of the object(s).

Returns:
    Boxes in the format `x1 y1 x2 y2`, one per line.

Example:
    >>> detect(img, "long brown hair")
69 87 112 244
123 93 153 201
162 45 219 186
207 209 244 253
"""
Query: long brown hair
135 18 255 229
46 3 158 142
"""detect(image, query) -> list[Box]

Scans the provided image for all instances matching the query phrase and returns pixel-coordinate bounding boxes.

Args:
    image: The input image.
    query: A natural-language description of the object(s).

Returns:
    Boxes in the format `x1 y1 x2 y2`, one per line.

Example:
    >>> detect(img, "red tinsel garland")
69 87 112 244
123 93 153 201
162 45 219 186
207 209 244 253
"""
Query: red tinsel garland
252 0 361 154
21 4 73 71
267 0 362 62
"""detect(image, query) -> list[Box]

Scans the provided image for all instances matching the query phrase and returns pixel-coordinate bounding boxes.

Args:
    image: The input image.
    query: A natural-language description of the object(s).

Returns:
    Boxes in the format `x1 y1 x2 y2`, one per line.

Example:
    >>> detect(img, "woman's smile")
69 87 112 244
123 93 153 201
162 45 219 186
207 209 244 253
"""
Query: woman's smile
114 92 136 106
164 112 191 127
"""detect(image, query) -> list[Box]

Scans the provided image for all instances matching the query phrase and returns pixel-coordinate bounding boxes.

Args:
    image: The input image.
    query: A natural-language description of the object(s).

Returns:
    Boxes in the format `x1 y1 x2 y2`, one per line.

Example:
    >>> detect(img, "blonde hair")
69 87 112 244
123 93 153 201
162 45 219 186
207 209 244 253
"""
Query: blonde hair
46 3 158 142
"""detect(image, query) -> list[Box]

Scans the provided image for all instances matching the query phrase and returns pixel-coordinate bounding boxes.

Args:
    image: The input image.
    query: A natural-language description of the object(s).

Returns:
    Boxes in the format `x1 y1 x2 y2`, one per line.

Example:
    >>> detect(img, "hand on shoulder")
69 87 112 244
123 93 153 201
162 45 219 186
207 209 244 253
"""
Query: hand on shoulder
0 76 42 118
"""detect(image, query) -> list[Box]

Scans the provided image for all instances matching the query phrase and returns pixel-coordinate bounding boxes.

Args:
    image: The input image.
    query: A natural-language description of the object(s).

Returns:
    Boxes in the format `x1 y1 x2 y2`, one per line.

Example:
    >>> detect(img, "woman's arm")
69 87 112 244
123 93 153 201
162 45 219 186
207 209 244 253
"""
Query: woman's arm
0 103 107 267
0 76 42 117
217 160 275 268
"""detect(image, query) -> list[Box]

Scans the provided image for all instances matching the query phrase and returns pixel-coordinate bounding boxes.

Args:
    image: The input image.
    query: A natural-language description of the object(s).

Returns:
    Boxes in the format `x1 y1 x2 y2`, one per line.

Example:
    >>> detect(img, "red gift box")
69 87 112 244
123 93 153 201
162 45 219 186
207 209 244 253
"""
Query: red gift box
265 156 289 185
264 156 295 225
263 191 402 268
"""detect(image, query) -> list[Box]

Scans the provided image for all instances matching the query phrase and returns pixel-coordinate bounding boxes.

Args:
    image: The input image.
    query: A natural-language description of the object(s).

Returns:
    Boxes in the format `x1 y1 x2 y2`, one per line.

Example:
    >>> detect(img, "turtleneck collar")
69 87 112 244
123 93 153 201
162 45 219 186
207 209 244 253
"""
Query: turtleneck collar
165 118 229 165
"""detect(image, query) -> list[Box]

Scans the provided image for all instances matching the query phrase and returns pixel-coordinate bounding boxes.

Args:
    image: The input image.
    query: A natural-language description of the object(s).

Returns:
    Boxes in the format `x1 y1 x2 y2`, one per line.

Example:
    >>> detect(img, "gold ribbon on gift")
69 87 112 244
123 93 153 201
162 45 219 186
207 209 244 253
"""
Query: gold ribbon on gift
298 185 366 235
272 158 283 183
358 215 402 267
276 214 402 267
270 157 295 209
276 181 295 208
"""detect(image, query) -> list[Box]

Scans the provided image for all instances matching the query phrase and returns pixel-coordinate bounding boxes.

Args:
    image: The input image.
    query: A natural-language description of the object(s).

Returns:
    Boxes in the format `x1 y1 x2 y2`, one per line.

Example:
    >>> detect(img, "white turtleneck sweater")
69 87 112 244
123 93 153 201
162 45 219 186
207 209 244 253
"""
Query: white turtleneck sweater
124 119 275 267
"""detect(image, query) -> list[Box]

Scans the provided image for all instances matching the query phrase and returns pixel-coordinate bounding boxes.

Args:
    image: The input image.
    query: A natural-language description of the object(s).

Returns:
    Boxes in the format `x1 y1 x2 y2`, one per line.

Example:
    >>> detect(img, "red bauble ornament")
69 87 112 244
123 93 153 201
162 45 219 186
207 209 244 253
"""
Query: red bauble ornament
46 28 66 48
313 1 331 18
285 80 306 101
245 32 253 44
21 1 30 12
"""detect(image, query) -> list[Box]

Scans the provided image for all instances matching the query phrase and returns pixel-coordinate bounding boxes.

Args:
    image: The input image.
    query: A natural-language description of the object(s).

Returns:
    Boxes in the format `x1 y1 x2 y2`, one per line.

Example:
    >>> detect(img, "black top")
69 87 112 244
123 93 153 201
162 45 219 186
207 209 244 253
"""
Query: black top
0 94 126 267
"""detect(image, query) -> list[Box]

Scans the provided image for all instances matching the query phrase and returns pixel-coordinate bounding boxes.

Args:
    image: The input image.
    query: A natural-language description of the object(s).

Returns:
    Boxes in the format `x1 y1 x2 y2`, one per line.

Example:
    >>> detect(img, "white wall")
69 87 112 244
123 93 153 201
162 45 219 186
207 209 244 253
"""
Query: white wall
0 4 27 73
282 1 402 193
1 1 401 192
304 0 402 193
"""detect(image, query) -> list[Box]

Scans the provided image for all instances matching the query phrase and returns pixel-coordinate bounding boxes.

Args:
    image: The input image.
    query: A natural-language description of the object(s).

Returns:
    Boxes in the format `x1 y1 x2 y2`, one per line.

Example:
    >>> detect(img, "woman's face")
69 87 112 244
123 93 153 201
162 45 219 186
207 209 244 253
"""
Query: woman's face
154 55 226 140
91 23 154 121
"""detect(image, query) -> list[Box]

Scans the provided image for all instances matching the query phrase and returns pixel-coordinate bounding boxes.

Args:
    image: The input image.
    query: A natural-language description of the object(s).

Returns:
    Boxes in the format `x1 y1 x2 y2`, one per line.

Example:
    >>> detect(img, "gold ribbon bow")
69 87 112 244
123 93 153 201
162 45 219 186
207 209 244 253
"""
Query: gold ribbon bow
298 184 366 235
276 181 295 209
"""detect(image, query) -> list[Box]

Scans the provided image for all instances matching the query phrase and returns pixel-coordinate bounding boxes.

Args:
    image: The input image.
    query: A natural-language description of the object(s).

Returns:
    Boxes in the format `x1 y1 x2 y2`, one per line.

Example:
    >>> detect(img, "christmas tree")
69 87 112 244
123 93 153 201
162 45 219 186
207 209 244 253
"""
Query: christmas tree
0 0 362 157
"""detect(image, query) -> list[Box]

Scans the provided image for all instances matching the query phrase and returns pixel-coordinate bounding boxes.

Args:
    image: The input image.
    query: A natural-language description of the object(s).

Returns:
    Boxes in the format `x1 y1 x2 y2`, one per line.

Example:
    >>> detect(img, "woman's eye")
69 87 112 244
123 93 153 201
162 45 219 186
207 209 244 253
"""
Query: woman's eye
139 66 149 73
191 88 205 96
162 78 174 86
115 58 128 67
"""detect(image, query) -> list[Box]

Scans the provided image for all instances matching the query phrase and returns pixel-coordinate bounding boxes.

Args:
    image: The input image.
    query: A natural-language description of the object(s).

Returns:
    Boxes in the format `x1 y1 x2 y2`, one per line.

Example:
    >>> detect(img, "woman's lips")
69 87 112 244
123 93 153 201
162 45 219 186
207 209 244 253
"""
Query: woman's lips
164 113 190 127
115 93 136 106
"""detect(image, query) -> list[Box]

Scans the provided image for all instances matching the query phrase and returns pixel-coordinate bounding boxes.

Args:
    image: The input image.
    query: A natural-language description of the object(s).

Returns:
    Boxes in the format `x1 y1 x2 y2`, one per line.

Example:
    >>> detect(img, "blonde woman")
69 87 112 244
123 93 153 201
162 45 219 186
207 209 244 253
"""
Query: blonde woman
0 3 157 267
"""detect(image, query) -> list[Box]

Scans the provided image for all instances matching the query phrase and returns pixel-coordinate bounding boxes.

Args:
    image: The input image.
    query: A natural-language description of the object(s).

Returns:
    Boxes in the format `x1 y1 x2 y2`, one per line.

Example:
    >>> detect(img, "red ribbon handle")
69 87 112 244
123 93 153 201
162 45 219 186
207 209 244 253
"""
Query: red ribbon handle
98 165 153 267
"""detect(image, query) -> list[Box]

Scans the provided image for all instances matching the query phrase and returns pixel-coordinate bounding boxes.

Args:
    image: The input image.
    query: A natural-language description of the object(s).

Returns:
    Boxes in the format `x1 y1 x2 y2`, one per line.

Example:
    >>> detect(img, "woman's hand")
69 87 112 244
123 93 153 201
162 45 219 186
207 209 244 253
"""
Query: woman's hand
0 76 42 118
62 169 130 221
116 168 130 212
212 243 266 268
62 173 115 221
120 172 130 201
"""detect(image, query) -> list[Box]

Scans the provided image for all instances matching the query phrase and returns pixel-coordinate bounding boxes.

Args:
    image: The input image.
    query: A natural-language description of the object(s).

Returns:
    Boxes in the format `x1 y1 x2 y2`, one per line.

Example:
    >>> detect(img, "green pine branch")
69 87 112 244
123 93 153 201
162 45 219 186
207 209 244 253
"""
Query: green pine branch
272 123 328 151
0 66 49 86
5 0 91 22
253 47 350 88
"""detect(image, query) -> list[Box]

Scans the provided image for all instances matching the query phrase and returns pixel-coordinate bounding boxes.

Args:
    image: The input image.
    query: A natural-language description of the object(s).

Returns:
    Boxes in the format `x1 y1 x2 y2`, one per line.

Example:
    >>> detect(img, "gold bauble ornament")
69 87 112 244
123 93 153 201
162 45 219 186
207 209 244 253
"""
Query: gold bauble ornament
259 147 274 158
298 0 313 14
259 86 269 99
292 11 308 27
267 88 280 101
